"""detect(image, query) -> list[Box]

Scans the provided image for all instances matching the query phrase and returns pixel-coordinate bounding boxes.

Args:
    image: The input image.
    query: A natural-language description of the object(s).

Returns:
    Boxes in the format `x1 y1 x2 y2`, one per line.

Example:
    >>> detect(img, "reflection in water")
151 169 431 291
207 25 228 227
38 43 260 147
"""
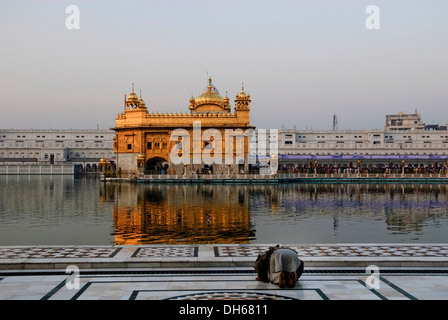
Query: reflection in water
0 175 114 245
1 175 447 245
100 182 448 245
100 184 253 244
267 184 448 240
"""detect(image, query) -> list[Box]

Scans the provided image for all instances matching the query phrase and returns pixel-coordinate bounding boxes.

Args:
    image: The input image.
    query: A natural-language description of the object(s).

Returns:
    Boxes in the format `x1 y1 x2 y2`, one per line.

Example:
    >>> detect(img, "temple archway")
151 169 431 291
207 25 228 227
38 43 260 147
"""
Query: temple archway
145 157 169 173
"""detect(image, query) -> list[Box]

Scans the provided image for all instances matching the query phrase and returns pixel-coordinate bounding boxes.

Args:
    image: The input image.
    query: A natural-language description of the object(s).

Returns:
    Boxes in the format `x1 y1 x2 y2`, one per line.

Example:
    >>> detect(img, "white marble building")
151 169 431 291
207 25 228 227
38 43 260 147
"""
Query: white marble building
0 129 115 172
277 126 448 168
2 113 447 173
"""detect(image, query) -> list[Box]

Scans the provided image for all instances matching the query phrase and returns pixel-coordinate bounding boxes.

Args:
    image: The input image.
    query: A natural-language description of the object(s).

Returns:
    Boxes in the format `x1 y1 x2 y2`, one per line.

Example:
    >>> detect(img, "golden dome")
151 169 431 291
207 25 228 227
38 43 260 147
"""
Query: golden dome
236 83 249 99
127 83 138 102
196 92 225 103
195 77 225 103
128 92 138 102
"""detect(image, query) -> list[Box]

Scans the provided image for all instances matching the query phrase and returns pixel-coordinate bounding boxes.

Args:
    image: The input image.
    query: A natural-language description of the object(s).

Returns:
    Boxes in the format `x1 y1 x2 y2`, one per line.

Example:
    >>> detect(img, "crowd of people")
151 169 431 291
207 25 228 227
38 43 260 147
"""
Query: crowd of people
277 163 448 175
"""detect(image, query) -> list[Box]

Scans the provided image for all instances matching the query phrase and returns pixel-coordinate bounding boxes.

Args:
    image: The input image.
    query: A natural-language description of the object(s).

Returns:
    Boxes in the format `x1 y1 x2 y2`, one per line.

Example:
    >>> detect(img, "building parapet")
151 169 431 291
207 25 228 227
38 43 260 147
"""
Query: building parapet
0 164 75 175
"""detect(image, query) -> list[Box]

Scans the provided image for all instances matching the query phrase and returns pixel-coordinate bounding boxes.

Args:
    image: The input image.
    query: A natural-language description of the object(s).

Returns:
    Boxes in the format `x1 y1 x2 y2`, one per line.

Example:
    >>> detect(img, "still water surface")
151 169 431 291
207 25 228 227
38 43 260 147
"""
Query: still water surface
1 175 447 245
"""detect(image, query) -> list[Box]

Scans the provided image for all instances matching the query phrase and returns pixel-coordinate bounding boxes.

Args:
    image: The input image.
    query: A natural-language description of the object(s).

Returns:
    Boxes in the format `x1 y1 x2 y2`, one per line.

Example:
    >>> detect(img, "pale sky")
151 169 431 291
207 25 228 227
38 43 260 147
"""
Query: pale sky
0 0 447 131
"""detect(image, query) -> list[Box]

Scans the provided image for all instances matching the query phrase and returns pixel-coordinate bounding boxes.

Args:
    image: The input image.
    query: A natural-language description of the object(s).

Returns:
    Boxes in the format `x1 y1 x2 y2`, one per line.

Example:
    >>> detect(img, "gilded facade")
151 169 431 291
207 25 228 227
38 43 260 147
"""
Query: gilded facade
112 78 254 175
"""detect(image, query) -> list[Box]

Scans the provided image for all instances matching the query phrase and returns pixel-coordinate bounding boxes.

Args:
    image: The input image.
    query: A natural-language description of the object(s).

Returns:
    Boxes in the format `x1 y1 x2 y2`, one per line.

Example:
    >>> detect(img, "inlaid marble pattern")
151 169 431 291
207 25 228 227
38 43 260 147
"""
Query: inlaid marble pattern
166 291 297 300
132 246 198 258
214 245 448 258
2 245 447 260
0 247 121 259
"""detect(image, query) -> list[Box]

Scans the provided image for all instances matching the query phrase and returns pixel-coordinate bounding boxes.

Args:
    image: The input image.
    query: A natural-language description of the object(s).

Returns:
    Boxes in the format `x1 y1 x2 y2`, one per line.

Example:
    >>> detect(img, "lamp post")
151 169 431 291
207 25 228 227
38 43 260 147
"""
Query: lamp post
314 160 317 175
402 160 405 176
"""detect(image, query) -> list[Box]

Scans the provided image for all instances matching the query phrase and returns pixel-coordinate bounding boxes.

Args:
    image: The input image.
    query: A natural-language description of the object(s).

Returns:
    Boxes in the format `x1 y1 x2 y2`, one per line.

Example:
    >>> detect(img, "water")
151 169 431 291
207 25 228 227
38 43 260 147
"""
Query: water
1 175 448 245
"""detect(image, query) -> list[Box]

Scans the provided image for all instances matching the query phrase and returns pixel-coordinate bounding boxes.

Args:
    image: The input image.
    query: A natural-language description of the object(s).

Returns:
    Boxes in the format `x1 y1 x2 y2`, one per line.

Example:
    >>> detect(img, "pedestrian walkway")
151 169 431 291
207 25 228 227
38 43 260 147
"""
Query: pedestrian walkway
0 244 447 300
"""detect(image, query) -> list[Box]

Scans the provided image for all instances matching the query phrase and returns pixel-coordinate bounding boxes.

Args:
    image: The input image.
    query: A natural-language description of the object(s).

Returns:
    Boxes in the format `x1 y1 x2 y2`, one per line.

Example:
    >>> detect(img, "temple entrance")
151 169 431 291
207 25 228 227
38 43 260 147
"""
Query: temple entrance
145 157 169 174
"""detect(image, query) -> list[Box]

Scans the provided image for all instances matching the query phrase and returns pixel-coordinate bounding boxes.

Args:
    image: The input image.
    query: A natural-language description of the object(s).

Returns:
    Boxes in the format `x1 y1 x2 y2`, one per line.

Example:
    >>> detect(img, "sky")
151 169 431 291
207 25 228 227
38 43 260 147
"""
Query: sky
0 0 447 131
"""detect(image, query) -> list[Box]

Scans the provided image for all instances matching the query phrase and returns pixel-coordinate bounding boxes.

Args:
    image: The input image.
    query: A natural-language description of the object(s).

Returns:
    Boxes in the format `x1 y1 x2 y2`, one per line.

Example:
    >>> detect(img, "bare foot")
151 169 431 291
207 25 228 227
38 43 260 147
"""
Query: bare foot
287 272 296 288
279 271 287 289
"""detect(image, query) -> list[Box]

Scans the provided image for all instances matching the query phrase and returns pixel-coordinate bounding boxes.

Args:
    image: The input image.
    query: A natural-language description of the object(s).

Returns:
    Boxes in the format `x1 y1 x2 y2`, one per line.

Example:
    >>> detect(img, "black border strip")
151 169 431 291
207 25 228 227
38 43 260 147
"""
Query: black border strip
357 280 388 300
380 276 418 300
70 282 93 300
41 279 93 300
109 247 122 258
131 247 142 258
41 278 67 300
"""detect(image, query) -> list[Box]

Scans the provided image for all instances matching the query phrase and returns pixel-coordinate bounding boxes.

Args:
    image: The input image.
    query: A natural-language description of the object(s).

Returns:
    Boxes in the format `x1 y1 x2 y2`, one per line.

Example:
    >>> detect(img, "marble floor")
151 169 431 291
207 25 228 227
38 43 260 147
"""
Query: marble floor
0 268 447 300
0 244 447 301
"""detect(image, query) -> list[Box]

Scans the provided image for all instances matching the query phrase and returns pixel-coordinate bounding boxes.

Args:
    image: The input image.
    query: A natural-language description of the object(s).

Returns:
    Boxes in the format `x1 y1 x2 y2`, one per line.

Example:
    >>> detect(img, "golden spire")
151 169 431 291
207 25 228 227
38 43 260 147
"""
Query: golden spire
138 90 146 108
207 77 212 93
236 82 250 101
127 82 138 102
237 82 247 98
189 92 196 109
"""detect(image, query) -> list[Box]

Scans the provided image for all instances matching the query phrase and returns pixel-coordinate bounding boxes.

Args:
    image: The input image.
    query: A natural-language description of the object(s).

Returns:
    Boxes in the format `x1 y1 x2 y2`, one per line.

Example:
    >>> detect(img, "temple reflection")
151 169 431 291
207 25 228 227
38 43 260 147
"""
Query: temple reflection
101 183 253 244
99 183 448 244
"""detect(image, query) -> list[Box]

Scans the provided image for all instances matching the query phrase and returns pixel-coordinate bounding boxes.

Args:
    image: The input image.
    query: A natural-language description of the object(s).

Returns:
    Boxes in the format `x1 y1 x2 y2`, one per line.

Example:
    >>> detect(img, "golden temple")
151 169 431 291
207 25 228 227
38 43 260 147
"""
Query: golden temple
110 78 254 176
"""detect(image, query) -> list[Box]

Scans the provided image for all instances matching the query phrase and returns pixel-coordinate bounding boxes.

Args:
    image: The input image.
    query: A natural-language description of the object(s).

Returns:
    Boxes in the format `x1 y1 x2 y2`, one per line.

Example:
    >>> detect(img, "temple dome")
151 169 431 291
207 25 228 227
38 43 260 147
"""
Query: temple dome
195 91 225 103
195 78 225 104
236 84 249 99
127 83 139 102
128 92 138 102
188 77 232 113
